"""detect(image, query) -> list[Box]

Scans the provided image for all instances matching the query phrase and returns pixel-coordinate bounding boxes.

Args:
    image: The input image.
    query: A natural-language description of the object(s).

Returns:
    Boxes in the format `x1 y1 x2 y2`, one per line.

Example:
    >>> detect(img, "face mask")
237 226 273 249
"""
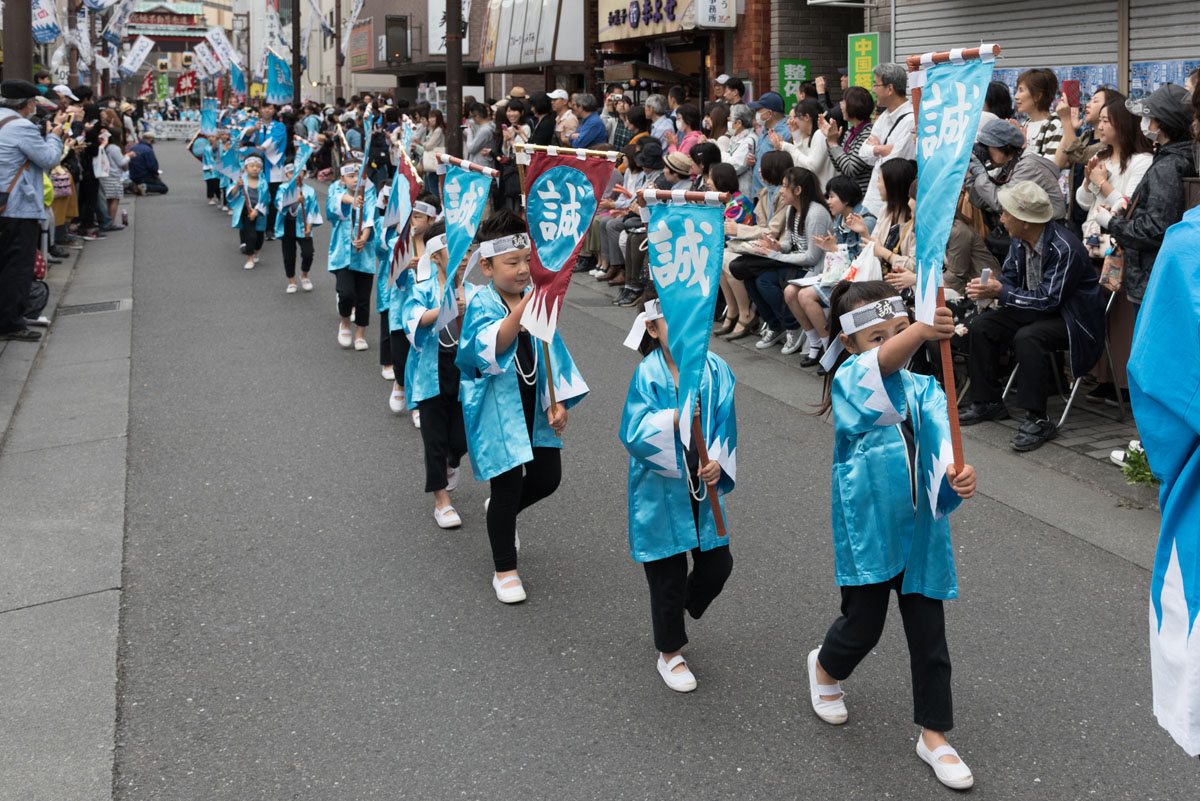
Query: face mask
1140 116 1158 142
757 111 770 125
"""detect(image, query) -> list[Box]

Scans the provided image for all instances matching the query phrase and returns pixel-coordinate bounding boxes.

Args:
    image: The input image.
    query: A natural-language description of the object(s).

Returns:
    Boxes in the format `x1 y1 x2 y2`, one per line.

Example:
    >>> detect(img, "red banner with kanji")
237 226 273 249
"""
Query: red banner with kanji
175 71 196 96
138 71 153 100
519 152 616 341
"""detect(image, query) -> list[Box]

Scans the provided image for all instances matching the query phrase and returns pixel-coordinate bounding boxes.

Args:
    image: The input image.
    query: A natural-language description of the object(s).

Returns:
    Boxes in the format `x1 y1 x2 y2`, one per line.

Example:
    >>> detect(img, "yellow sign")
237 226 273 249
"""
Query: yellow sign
250 82 265 98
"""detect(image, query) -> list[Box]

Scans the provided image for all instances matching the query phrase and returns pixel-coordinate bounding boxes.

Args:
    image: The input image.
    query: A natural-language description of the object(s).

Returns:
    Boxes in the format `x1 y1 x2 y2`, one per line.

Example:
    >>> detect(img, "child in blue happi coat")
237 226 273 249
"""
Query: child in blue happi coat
274 161 322 294
808 280 977 791
456 208 588 605
187 134 220 205
326 157 376 350
383 192 441 427
226 155 269 271
401 220 470 529
619 284 737 693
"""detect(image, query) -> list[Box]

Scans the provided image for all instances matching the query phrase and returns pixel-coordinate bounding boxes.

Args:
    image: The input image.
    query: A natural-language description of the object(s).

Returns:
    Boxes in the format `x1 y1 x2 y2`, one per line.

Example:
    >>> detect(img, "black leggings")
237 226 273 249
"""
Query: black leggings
265 181 281 238
238 209 264 254
819 572 953 731
486 447 561 572
334 268 373 325
389 326 410 381
205 177 220 199
379 310 392 366
642 546 733 653
280 229 313 278
417 350 467 493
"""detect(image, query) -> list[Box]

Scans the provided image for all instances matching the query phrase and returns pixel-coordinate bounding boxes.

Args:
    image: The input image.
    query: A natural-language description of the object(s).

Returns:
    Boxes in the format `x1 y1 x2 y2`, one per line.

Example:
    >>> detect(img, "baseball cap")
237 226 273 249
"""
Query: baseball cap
1126 83 1193 133
715 74 730 85
53 84 80 101
747 91 784 113
548 89 569 101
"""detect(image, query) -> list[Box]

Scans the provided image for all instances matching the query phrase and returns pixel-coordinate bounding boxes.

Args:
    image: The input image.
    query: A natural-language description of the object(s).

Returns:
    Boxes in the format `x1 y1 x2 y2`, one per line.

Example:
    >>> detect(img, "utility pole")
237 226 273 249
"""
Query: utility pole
291 0 302 106
445 0 462 157
334 0 343 100
2 0 33 80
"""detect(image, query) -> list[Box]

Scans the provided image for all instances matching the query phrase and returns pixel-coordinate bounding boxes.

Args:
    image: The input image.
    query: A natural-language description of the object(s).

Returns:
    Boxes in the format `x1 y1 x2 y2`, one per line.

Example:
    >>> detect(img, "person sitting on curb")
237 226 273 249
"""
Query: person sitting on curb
128 132 168 195
960 181 1106 452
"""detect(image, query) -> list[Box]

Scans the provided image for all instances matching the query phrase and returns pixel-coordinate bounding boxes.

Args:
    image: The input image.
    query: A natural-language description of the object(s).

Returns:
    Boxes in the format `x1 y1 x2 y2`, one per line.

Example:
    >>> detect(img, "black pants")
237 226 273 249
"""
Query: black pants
141 176 169 194
239 210 264 254
642 546 733 653
417 349 467 493
78 174 98 228
967 306 1069 417
379 310 392 366
390 327 410 385
819 572 953 732
205 177 220 199
334 268 372 326
486 447 561 572
265 181 280 237
0 217 39 334
280 229 313 278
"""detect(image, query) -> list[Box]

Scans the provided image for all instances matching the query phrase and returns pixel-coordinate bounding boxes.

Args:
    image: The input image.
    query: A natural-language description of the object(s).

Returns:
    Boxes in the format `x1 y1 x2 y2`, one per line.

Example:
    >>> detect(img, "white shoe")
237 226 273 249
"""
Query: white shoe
382 365 395 381
226 208 233 215
244 259 255 270
656 654 698 692
916 735 974 790
492 573 527 603
756 327 785 349
434 504 462 529
286 283 298 294
1111 439 1144 467
483 497 518 550
300 277 313 291
253 254 260 263
208 198 217 206
389 388 406 413
337 327 353 348
354 338 368 351
411 410 421 429
446 466 460 492
780 329 806 355
807 648 848 724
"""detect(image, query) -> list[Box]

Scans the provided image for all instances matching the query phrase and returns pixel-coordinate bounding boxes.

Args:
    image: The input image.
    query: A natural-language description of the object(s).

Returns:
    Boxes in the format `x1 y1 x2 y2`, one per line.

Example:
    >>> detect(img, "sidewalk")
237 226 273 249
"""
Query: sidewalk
0 201 136 801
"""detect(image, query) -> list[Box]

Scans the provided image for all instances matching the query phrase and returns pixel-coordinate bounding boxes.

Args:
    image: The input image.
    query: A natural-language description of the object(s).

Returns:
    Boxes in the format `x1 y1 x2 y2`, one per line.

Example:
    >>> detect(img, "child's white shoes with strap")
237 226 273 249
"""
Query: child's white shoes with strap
433 505 461 529
807 648 848 724
916 736 974 790
657 654 697 693
492 573 526 604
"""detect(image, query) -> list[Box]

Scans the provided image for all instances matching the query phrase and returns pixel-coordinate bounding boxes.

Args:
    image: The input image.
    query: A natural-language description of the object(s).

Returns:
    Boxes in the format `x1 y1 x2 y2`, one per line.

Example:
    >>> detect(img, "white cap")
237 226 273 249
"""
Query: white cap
714 74 730 85
52 84 80 101
547 89 569 101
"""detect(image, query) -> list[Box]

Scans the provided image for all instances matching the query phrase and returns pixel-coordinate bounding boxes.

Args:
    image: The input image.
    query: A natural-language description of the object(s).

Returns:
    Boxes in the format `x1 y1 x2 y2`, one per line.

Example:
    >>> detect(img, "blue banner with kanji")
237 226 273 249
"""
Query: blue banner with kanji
264 49 292 106
435 163 493 332
914 57 992 324
646 200 725 450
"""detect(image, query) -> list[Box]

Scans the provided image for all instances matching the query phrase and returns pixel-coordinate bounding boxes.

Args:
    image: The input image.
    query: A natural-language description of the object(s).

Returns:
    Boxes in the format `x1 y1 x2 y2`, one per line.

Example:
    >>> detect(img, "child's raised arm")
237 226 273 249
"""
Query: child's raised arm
493 292 532 354
877 306 954 377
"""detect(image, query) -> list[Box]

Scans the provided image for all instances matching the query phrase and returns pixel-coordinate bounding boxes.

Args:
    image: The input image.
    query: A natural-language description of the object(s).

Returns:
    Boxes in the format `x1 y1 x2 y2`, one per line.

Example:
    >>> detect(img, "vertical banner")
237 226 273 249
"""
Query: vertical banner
913 54 993 324
779 59 811 113
200 97 219 134
383 156 422 281
120 34 155 77
194 41 222 76
275 139 315 207
103 0 137 47
520 152 615 342
32 0 63 43
646 200 725 450
206 27 239 69
847 32 879 94
231 62 247 97
176 71 197 97
342 0 366 55
436 162 493 330
265 49 293 106
139 70 154 99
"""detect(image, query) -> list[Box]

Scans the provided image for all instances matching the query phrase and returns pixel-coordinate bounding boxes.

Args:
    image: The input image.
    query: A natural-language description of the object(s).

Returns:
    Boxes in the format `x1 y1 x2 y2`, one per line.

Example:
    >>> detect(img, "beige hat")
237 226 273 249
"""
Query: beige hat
508 86 527 98
998 180 1053 224
664 151 695 177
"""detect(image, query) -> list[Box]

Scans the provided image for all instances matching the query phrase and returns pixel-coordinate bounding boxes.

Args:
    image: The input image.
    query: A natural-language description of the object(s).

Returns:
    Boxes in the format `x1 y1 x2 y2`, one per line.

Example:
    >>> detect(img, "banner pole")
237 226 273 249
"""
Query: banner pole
541 341 560 438
691 414 726 538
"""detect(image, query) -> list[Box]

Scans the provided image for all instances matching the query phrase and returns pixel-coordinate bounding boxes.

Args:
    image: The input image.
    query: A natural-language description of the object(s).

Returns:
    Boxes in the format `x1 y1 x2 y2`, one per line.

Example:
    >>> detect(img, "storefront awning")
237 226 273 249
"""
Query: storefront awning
477 0 587 73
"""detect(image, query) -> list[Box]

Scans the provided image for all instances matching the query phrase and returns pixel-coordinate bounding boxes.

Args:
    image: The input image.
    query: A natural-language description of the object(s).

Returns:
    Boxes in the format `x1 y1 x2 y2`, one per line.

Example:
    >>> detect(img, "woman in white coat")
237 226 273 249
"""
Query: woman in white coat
770 98 835 191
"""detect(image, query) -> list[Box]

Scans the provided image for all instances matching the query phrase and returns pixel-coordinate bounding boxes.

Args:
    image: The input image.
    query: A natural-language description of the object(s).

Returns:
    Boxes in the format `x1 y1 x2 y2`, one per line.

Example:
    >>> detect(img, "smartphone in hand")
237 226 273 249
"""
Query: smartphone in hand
1062 80 1081 108
980 268 992 285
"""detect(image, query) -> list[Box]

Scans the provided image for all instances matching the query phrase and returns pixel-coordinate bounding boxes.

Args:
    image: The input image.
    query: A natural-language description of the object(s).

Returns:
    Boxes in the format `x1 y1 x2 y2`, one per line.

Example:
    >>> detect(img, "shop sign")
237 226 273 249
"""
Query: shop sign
599 0 732 43
847 32 878 95
349 21 372 71
779 59 810 113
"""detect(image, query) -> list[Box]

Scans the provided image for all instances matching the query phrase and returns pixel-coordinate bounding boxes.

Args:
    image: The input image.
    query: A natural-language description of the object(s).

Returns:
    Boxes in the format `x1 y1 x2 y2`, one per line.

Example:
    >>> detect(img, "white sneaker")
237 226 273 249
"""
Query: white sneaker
354 338 369 351
286 283 298 294
916 735 974 790
382 365 395 381
656 654 698 692
337 327 353 348
755 327 785 349
446 466 460 492
300 277 313 291
411 410 421 429
244 259 255 270
388 388 406 413
492 573 527 603
1110 439 1145 467
780 329 806 355
807 648 848 724
253 254 260 263
225 207 233 215
208 198 217 206
434 504 462 529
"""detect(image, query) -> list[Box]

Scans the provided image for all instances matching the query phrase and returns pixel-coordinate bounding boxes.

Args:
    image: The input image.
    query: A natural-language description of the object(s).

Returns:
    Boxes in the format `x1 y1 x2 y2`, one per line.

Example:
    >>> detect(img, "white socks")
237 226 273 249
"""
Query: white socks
804 329 823 358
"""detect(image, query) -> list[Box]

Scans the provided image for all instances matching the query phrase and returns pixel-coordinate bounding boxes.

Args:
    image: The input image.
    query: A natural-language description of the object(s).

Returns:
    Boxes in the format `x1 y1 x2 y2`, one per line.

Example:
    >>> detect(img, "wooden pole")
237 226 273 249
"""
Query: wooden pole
514 142 622 161
691 414 727 538
906 44 1000 473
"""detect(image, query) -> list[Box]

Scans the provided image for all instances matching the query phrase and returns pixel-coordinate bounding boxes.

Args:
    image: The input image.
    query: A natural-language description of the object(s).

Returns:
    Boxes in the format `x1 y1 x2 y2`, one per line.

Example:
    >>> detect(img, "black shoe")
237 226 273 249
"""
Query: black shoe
47 255 63 264
1085 382 1116 404
619 290 645 308
1105 388 1131 408
1 327 42 341
1011 415 1057 452
611 288 634 306
49 246 69 258
958 401 1010 426
573 255 596 273
799 351 822 368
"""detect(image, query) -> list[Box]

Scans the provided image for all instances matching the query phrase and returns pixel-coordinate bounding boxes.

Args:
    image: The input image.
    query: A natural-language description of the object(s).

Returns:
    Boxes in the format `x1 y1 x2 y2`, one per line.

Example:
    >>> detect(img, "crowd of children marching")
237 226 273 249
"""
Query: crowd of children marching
185 106 982 791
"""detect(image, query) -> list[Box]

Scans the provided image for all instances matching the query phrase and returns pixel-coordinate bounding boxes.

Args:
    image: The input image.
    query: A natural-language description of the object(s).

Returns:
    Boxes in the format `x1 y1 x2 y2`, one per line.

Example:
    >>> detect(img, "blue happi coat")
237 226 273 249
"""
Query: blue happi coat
247 119 287 182
456 283 588 482
191 137 216 180
400 271 457 406
374 217 396 314
326 182 377 273
273 183 322 239
620 349 737 563
830 349 962 599
227 174 269 231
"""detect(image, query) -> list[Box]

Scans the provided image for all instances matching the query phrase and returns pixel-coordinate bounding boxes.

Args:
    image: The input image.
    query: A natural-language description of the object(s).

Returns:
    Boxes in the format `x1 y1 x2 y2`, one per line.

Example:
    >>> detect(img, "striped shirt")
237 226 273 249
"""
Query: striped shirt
1024 117 1064 162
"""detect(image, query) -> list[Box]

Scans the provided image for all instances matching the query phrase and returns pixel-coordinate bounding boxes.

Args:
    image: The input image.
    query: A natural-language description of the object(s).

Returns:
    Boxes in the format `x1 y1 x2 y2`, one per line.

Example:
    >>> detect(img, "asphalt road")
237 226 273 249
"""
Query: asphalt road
114 146 1193 800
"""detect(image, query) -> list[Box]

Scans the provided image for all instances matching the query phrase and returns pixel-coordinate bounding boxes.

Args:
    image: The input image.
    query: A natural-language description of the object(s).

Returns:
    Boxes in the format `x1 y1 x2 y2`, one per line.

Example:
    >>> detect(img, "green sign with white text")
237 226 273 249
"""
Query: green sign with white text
848 32 880 98
779 58 811 113
155 72 169 101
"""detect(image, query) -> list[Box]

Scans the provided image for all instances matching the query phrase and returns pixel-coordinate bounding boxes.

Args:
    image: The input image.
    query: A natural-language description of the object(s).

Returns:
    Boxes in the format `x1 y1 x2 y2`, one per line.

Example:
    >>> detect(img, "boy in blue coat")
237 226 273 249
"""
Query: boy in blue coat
326 157 376 350
274 161 322 293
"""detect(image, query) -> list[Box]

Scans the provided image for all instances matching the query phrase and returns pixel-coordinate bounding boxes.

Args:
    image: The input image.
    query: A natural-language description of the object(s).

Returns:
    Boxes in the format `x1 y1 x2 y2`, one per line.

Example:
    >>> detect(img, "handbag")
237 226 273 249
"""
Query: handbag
844 244 882 283
1100 193 1140 292
33 249 47 280
92 152 111 179
50 168 72 199
421 147 444 174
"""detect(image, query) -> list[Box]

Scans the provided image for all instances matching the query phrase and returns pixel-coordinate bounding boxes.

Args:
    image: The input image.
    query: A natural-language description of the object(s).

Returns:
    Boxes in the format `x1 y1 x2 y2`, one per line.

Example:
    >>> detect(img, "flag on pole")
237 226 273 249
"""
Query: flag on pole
176 71 197 97
383 155 422 283
912 50 994 324
206 26 240 69
265 49 293 106
645 198 726 450
138 70 154 100
194 41 222 76
32 0 63 43
436 162 492 331
103 0 137 46
519 152 616 342
154 72 169 101
200 97 219 135
275 140 315 207
342 0 366 54
231 62 247 97
120 34 154 77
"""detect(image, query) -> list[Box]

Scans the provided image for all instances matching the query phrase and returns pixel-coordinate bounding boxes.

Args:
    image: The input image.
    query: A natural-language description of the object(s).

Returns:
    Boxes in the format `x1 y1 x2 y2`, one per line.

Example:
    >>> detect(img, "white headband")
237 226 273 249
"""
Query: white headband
283 163 296 175
414 200 438 217
244 155 263 166
415 233 449 281
819 296 908 371
622 298 664 350
340 163 360 176
463 233 530 283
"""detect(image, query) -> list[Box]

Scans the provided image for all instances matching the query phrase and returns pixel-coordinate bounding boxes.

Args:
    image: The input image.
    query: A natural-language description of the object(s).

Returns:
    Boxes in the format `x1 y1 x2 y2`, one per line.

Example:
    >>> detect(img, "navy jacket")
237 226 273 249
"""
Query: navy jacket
128 142 160 183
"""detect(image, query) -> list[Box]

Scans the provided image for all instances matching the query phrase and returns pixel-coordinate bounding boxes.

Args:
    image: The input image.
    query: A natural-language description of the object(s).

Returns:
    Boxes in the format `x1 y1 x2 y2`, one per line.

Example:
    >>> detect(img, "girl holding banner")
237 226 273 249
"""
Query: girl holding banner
226 156 269 271
620 286 737 693
325 157 377 350
455 209 588 604
807 280 977 790
274 162 322 294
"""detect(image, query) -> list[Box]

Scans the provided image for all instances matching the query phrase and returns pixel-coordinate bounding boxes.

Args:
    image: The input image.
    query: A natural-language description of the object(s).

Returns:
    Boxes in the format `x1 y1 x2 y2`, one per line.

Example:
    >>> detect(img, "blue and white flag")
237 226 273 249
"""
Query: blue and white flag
32 0 63 43
436 162 492 331
230 62 247 96
200 97 219 135
265 49 293 105
913 50 994 324
102 0 136 45
206 26 239 70
646 200 726 450
119 34 154 78
275 139 314 207
81 0 119 11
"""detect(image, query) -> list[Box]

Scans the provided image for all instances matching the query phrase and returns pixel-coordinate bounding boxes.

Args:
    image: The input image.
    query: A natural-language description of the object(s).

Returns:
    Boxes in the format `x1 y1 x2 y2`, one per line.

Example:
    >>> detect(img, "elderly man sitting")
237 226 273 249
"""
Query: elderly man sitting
960 181 1106 452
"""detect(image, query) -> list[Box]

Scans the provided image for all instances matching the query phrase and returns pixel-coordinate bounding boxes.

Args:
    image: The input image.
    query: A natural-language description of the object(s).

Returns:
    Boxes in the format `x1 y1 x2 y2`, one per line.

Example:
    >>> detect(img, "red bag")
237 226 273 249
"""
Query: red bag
33 249 46 280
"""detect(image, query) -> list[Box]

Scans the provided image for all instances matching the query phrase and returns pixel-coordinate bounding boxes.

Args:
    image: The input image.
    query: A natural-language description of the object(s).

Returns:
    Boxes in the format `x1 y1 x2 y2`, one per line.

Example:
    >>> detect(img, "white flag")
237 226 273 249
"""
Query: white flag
194 41 222 75
120 34 154 77
206 26 239 70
